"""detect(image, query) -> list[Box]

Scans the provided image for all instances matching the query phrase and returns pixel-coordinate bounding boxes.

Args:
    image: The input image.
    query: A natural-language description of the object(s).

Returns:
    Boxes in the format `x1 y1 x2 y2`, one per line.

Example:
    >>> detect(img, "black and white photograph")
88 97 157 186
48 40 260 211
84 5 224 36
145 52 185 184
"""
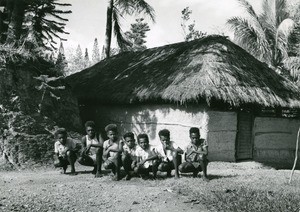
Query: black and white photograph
0 0 300 211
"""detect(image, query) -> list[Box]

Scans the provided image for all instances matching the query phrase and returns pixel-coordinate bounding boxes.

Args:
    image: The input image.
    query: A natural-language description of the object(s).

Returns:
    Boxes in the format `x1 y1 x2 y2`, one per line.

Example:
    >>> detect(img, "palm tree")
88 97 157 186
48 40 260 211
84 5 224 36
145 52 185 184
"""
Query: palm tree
227 0 296 69
103 0 155 59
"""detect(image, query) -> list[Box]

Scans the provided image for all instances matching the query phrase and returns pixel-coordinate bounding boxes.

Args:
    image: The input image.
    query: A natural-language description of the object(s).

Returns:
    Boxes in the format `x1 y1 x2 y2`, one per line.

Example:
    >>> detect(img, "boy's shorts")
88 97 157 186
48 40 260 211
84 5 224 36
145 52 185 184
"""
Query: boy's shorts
54 157 69 167
160 161 175 169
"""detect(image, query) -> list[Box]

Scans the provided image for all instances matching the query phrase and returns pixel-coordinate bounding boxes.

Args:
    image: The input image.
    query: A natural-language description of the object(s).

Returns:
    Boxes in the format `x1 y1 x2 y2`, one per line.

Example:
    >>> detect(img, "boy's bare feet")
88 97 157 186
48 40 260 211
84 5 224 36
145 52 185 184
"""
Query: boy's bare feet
111 175 120 181
69 172 77 176
95 172 103 178
202 176 209 182
61 167 67 174
125 174 131 181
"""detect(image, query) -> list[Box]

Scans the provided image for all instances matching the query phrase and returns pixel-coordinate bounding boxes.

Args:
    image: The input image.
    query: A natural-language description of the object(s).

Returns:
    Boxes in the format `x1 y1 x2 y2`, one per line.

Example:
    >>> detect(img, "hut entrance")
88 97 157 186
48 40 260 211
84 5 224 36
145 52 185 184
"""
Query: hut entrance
236 112 253 160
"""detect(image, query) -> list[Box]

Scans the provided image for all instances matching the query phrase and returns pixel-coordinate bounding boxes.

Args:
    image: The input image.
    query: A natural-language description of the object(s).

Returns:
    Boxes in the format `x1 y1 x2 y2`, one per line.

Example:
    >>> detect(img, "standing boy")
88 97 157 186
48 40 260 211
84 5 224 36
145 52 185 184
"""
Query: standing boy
179 127 209 181
134 133 160 179
103 124 121 180
120 132 138 180
78 121 103 178
54 128 77 175
156 129 183 178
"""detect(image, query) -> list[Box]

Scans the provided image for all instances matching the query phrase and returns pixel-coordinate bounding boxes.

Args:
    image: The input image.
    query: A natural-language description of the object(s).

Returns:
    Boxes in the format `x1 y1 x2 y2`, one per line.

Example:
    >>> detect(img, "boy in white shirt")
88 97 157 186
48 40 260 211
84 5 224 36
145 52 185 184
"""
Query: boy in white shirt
120 132 138 180
54 128 77 175
78 121 104 178
156 129 183 178
134 133 160 179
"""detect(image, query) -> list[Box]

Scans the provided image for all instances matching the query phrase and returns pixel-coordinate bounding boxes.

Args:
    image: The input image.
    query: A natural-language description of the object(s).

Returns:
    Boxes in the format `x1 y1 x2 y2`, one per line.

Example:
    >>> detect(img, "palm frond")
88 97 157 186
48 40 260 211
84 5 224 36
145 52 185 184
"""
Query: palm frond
133 0 155 22
274 0 289 26
237 0 259 21
115 0 155 22
236 0 268 49
283 56 300 81
276 18 295 59
227 17 271 63
112 8 130 51
260 0 276 38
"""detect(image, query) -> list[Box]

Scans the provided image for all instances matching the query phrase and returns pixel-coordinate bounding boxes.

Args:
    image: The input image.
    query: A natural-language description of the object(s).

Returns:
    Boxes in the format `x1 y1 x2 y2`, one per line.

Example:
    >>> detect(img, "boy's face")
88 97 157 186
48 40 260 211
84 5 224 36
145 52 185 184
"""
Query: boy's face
86 126 95 138
139 138 149 150
124 136 135 148
190 132 200 145
57 133 67 145
159 135 170 146
107 130 118 142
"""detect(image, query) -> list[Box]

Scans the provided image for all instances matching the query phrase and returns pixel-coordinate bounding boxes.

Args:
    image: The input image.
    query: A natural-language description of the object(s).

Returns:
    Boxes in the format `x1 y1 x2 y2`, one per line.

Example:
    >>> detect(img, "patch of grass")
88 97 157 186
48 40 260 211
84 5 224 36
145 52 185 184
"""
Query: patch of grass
201 187 300 212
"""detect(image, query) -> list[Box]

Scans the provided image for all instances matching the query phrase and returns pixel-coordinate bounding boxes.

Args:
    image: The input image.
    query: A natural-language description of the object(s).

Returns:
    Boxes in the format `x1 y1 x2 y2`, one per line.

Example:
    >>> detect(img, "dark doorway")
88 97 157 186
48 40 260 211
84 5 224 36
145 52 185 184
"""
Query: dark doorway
236 112 253 160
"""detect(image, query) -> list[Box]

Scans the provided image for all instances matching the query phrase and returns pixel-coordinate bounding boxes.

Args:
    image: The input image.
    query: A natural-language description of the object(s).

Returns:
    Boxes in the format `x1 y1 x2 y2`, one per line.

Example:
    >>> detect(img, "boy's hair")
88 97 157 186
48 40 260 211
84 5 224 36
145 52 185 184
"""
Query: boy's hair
85 121 96 129
55 128 67 137
189 127 200 135
105 124 118 133
158 129 170 138
123 132 134 140
137 133 149 143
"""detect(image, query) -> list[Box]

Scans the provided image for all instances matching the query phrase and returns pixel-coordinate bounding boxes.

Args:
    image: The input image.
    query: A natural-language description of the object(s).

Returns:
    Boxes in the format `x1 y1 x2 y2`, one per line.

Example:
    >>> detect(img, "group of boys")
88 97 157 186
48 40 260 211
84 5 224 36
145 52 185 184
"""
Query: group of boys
54 121 209 181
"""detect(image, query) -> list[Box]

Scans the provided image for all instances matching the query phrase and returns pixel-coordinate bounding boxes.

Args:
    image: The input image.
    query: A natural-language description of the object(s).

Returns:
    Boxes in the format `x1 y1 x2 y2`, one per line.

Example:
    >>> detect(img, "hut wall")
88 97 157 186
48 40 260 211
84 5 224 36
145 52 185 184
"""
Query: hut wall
90 104 237 162
253 117 300 167
207 111 237 161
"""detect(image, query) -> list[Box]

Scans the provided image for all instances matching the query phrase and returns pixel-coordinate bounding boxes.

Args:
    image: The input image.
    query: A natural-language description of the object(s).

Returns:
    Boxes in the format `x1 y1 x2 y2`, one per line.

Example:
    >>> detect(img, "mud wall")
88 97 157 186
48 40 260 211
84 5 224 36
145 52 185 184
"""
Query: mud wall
81 104 237 162
253 117 300 168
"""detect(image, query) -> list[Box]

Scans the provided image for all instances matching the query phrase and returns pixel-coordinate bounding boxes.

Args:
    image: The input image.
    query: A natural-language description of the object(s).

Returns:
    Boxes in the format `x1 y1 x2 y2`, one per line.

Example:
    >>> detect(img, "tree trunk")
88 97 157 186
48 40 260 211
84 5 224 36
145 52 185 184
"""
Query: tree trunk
5 0 26 44
0 0 13 43
104 0 114 59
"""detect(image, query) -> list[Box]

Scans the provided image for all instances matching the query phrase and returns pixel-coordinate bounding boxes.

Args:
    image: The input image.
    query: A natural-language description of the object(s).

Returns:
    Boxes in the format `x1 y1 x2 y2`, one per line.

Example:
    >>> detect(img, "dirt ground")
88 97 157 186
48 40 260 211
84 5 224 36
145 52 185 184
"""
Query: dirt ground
0 161 300 212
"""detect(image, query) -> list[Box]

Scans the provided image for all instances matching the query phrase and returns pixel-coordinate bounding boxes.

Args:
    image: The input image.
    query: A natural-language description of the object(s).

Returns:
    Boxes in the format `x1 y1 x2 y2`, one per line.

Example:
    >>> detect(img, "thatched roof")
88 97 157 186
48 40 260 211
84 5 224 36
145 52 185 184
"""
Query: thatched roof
66 35 300 108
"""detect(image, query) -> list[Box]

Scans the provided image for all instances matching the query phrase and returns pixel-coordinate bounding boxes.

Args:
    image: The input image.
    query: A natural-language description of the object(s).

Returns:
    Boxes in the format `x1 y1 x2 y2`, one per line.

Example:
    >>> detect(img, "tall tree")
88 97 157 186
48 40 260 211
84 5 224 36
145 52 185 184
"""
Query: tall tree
55 41 67 75
125 18 150 51
75 44 83 70
84 48 90 68
227 0 296 69
22 0 71 51
181 7 206 41
92 38 100 64
103 0 155 59
5 0 26 44
0 0 71 50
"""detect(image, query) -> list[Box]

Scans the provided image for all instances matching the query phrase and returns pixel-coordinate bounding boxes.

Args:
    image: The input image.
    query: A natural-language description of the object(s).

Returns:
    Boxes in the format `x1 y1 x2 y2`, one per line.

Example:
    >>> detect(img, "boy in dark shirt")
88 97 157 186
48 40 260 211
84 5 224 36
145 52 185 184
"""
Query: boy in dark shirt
78 121 103 178
179 127 209 181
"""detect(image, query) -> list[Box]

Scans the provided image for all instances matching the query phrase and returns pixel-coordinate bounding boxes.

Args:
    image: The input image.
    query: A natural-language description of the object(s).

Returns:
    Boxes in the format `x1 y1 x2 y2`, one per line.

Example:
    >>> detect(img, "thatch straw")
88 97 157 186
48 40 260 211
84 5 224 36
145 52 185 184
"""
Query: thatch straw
66 35 300 108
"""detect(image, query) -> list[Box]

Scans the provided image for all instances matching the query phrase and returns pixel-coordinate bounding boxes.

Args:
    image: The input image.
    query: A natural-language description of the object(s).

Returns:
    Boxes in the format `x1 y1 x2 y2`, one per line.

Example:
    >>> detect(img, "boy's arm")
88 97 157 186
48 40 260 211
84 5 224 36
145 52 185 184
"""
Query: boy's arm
54 152 60 161
107 142 120 152
89 133 104 148
192 145 208 155
119 140 124 153
139 150 159 165
81 136 88 155
175 147 184 154
103 142 119 156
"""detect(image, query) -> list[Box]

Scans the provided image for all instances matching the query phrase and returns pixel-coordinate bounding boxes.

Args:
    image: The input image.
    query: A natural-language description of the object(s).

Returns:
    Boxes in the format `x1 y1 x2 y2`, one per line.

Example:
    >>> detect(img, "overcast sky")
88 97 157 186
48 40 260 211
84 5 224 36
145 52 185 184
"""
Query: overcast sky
60 0 262 55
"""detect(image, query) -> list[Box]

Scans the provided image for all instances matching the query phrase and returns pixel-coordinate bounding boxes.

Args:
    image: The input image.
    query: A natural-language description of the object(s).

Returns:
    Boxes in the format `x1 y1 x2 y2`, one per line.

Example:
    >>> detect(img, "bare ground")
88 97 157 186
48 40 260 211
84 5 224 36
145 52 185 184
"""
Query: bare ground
0 162 300 212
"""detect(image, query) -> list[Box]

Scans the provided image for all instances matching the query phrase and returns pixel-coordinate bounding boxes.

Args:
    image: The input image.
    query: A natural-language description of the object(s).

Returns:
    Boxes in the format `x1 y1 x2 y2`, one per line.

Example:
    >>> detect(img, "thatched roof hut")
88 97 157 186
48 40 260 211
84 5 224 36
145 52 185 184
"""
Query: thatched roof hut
67 35 300 108
67 35 300 168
